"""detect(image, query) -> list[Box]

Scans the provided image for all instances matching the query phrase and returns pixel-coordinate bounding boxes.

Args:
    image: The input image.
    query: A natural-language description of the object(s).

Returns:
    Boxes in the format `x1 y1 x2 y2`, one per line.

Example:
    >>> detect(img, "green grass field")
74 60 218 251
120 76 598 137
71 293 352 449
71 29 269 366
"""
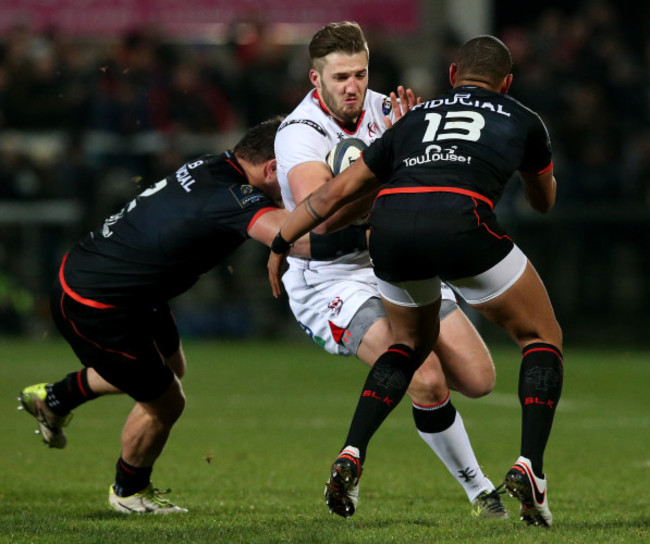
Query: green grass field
1 338 649 543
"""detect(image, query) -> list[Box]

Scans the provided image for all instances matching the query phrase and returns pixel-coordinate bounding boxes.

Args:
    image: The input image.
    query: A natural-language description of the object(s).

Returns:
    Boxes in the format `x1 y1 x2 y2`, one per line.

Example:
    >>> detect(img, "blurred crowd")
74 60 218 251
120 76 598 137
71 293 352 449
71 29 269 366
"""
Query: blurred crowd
504 2 650 208
0 0 648 337
0 21 307 217
0 2 647 210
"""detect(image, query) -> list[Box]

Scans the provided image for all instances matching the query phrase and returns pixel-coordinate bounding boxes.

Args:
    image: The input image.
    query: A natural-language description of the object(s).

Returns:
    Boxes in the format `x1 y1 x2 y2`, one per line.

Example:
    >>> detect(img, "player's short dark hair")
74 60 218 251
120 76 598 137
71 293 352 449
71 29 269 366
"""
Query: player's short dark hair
455 35 513 87
309 21 369 72
233 115 285 165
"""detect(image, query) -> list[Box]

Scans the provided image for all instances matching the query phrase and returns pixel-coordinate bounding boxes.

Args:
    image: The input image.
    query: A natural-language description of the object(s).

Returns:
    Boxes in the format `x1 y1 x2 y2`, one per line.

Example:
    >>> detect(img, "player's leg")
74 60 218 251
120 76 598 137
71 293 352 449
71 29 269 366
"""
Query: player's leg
18 282 116 448
435 307 495 398
452 248 562 527
84 304 189 514
20 292 184 450
470 259 562 477
357 308 504 515
326 277 441 517
48 283 187 512
114 374 185 477
109 373 187 514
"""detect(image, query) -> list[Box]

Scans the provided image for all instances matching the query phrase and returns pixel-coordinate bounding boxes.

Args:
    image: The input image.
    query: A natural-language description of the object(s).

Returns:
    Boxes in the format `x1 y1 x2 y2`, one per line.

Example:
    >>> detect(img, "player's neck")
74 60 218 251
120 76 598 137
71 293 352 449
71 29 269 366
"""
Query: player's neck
454 79 500 92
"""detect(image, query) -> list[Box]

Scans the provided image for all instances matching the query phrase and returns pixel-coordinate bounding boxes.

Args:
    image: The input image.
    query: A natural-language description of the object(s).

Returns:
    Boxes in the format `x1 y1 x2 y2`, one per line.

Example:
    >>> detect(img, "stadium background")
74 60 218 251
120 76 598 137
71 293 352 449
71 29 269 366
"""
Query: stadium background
0 0 648 346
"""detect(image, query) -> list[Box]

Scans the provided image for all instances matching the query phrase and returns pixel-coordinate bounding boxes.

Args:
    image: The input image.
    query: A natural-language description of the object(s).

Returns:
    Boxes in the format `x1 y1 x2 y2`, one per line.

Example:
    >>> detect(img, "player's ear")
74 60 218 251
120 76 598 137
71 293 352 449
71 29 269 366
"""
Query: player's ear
500 73 513 94
449 63 458 86
309 68 321 88
265 159 277 181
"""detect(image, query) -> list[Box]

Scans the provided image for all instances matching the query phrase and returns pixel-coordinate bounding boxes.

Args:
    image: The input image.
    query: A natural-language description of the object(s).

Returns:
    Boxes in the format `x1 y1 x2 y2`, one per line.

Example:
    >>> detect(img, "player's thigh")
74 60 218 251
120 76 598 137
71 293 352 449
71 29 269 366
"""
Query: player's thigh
472 260 562 349
53 294 175 402
379 292 441 362
435 307 495 398
357 283 457 366
356 316 392 365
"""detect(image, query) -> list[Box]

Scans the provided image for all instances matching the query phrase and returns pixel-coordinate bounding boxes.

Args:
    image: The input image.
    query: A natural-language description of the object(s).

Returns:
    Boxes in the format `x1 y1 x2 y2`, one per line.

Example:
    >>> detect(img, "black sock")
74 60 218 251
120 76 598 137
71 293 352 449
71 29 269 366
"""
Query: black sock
412 396 456 433
518 343 564 477
113 457 153 497
46 369 99 415
343 344 421 464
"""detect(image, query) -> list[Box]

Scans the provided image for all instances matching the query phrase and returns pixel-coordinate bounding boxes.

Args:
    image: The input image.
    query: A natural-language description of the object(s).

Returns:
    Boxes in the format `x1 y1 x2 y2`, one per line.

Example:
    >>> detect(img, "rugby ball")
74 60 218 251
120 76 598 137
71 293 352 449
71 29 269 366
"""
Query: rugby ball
326 138 367 176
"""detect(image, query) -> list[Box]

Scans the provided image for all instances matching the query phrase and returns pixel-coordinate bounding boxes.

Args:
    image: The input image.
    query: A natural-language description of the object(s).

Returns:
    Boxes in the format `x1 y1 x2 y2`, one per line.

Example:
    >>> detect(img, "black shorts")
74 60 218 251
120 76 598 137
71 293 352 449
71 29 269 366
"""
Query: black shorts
368 192 514 282
50 278 179 402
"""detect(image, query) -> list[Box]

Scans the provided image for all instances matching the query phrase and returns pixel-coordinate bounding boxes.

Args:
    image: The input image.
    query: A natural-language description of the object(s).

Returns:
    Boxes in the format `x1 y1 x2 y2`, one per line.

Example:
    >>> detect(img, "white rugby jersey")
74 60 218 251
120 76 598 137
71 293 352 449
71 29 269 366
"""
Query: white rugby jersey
275 88 394 212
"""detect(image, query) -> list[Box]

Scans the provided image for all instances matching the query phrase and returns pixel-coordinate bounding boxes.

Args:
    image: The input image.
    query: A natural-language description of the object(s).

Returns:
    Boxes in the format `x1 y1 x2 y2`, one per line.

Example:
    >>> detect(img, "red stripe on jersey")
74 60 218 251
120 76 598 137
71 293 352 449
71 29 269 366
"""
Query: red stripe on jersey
377 186 495 209
246 206 278 232
538 161 553 174
313 90 366 135
59 254 116 309
313 89 330 115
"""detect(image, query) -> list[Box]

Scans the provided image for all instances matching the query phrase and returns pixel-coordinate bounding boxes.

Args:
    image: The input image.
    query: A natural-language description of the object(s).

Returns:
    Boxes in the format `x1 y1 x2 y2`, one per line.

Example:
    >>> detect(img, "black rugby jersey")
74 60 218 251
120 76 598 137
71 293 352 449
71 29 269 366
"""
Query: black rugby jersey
62 151 277 304
363 85 552 208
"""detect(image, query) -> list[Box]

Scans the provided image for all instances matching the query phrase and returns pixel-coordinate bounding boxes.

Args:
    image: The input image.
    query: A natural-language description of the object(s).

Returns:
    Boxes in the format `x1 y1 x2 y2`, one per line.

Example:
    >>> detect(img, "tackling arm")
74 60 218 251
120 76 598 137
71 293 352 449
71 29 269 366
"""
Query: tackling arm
268 157 380 297
288 161 374 233
248 209 310 257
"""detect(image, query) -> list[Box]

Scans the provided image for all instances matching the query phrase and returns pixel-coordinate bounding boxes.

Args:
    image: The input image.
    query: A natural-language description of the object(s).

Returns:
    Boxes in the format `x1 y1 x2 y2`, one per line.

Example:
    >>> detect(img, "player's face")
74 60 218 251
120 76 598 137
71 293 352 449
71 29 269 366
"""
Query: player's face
312 51 368 124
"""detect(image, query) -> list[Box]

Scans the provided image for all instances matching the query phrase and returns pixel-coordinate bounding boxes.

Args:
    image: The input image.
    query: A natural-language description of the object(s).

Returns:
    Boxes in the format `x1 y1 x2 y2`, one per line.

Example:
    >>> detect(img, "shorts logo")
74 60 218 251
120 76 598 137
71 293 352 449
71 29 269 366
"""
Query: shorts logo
298 321 326 348
327 296 343 317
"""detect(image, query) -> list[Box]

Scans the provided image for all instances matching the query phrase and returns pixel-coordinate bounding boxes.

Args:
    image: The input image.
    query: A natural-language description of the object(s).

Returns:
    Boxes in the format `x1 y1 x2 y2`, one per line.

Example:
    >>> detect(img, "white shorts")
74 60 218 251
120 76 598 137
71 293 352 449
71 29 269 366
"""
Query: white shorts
283 252 457 356
376 244 528 307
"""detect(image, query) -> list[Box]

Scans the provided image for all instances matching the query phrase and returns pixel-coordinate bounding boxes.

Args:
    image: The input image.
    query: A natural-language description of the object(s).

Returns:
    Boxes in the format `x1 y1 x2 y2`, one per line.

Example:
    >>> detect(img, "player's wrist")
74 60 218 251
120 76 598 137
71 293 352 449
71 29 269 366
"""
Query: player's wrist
271 232 292 254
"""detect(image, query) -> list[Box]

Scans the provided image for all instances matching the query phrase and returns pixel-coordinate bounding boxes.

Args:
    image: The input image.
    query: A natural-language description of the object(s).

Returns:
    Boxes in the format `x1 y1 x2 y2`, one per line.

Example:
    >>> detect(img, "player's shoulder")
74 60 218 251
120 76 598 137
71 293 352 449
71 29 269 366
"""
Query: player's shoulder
226 181 273 209
277 91 328 139
500 93 544 122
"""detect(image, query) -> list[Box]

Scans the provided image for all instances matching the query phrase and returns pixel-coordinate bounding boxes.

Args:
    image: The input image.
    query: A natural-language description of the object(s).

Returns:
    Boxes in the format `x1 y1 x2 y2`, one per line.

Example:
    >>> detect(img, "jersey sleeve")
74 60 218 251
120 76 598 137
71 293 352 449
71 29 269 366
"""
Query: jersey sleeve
519 113 553 174
275 119 330 177
205 184 277 237
361 127 395 183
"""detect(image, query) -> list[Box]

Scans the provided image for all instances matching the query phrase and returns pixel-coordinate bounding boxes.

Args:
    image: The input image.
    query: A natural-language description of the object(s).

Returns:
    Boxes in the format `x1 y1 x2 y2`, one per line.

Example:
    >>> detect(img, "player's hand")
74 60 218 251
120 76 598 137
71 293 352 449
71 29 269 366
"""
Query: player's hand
383 85 422 129
268 250 288 298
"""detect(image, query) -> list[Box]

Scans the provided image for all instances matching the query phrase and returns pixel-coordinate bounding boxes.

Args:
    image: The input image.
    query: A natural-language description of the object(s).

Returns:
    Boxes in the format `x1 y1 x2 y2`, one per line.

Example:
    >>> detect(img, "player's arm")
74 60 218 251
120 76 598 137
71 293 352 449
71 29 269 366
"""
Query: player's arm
247 208 310 257
288 161 376 233
519 166 556 213
268 158 380 297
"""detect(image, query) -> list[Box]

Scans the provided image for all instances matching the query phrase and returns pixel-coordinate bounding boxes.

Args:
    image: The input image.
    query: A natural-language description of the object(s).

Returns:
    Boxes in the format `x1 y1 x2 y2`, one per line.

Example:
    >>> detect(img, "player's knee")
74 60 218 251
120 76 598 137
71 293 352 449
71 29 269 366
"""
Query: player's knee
407 371 449 405
456 369 495 398
154 379 186 426
515 321 563 351
166 348 187 379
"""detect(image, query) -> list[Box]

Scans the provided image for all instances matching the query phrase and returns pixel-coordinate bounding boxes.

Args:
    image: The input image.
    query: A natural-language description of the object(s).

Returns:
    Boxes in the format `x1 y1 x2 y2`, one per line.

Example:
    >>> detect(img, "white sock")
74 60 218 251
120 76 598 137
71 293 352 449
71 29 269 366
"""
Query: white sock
417 411 494 502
